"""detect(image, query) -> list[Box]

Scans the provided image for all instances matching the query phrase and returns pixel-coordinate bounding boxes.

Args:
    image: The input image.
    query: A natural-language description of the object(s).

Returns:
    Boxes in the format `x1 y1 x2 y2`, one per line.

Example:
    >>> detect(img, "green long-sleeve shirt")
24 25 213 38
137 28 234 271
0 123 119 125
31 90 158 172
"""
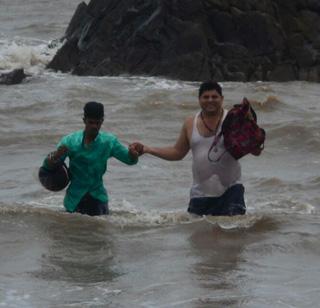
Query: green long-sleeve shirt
43 130 138 212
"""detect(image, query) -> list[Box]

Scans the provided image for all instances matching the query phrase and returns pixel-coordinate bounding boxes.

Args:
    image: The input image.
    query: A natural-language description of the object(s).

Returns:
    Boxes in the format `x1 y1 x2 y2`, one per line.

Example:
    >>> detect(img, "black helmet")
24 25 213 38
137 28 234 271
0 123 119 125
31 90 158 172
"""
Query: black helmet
38 164 70 192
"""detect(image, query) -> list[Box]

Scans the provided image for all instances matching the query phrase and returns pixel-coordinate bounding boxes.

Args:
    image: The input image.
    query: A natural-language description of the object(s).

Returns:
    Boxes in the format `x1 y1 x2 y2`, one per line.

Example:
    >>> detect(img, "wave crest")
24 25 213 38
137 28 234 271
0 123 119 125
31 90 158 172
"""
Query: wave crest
0 38 62 74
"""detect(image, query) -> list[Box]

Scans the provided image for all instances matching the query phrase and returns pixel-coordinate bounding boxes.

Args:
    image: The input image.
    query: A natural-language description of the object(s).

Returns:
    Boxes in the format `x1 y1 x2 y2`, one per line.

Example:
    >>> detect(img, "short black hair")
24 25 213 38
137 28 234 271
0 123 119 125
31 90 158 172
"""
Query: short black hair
83 101 104 119
198 81 222 97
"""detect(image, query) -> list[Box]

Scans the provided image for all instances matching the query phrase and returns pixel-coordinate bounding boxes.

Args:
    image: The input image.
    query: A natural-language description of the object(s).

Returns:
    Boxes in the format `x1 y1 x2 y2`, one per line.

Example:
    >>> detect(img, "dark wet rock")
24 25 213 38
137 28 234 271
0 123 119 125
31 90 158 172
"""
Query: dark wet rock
0 69 27 85
47 0 320 82
267 64 297 81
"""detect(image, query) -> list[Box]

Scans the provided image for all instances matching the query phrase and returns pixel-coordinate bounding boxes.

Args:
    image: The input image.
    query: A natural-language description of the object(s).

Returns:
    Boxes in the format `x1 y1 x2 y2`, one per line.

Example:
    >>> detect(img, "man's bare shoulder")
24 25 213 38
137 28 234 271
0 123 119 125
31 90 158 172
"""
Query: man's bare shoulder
183 115 195 141
183 115 195 129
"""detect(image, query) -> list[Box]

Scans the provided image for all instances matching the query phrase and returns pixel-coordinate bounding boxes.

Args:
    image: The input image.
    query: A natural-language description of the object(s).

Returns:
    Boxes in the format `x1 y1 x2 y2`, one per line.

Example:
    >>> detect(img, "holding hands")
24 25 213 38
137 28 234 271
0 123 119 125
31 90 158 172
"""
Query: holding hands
128 142 147 158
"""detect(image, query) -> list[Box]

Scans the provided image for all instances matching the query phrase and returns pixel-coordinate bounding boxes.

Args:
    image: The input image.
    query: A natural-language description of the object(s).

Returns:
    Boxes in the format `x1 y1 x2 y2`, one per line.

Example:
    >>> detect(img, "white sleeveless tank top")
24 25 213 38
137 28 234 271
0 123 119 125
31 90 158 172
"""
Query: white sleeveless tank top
190 109 241 199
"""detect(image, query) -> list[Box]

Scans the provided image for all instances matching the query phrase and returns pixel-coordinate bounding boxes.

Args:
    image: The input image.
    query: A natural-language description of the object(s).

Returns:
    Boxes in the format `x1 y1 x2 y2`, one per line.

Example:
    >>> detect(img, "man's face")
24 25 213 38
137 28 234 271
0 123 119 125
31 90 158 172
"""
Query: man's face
199 89 223 114
83 117 103 137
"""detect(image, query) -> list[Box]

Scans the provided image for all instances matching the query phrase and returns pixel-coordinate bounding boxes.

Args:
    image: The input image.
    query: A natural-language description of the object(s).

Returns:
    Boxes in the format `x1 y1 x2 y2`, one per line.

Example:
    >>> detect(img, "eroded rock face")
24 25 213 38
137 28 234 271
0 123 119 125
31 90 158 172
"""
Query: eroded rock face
48 0 320 81
0 69 27 85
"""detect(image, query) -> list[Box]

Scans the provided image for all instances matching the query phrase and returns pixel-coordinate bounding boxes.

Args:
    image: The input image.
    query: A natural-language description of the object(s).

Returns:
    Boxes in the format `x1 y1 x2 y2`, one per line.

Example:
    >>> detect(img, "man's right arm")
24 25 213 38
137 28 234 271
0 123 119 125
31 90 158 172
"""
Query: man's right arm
43 145 69 169
143 118 191 161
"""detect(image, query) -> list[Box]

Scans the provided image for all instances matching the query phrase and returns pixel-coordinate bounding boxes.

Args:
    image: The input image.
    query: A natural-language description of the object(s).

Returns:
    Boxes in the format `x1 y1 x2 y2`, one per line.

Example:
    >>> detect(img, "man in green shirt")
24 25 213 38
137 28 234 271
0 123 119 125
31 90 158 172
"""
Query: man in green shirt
43 101 141 216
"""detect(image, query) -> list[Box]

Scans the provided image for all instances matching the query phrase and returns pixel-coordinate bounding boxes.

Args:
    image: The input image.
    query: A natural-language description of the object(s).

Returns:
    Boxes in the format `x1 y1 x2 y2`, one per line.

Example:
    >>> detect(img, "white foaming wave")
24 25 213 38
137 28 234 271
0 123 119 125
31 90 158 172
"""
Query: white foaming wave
26 194 64 210
0 196 66 219
0 38 62 75
106 200 271 230
95 286 122 296
116 76 196 91
106 199 203 227
0 197 288 229
255 198 315 215
0 197 203 228
0 289 32 308
204 213 263 230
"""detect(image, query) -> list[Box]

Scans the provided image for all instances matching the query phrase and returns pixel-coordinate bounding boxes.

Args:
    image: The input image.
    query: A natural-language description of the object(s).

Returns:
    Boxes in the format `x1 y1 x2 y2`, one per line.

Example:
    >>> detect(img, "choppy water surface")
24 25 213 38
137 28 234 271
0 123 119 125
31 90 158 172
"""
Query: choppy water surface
1 1 320 307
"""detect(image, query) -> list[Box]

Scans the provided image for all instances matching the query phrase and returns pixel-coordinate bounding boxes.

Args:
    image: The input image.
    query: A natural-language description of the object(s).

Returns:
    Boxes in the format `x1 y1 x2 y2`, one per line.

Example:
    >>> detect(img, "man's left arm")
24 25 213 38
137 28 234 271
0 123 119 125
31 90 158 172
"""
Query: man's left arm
111 137 139 165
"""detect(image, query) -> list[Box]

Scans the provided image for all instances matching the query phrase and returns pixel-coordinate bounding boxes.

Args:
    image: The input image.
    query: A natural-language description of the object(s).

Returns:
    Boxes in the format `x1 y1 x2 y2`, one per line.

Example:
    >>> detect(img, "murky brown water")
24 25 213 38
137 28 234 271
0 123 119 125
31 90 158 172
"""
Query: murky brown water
1 1 320 307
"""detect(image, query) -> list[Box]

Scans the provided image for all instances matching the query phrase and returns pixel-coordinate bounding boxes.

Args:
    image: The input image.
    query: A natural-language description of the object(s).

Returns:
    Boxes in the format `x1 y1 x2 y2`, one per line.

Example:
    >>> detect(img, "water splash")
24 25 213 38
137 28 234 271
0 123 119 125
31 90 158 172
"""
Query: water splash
0 38 62 74
204 214 264 230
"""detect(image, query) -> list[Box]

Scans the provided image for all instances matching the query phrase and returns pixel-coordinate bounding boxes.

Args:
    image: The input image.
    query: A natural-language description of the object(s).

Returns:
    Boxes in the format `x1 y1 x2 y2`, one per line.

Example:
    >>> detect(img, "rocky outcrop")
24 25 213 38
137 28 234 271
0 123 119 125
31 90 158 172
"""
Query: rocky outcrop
48 0 320 82
0 69 27 85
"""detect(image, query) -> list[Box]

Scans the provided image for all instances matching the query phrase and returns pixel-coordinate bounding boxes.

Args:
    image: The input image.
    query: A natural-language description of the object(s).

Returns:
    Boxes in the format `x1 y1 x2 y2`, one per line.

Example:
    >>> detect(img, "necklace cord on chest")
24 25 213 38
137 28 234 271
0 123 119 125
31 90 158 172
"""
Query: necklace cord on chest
200 110 226 162
200 109 222 134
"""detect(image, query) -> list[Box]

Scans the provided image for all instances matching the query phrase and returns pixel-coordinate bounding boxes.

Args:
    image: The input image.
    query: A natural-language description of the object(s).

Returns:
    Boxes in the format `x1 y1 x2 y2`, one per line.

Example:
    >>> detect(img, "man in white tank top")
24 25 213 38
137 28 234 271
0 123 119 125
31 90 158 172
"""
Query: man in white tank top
132 81 245 216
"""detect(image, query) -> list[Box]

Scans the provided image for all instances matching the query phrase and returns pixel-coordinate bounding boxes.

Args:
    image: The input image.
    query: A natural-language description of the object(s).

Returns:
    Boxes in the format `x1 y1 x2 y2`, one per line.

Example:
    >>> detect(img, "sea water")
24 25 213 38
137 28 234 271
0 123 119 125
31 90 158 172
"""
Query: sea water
1 1 320 307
